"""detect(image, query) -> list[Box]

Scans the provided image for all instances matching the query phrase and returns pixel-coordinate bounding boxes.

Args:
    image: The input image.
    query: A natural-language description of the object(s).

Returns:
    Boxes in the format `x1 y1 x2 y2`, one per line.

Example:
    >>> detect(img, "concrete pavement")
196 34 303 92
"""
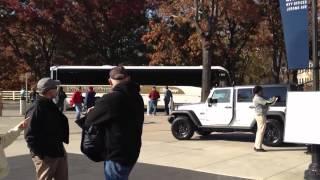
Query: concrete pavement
0 102 310 180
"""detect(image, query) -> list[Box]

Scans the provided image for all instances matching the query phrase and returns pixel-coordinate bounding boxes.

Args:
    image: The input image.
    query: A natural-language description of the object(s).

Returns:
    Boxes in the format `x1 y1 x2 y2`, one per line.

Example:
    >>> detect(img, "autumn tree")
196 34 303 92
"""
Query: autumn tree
0 46 31 90
62 0 147 65
0 0 68 79
143 0 263 91
0 0 147 89
257 0 286 83
142 17 202 65
214 1 261 83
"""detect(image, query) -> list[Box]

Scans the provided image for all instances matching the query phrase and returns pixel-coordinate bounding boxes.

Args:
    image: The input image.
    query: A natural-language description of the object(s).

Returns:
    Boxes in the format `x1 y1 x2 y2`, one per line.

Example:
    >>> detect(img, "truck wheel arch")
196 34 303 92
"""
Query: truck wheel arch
250 112 285 130
169 111 202 127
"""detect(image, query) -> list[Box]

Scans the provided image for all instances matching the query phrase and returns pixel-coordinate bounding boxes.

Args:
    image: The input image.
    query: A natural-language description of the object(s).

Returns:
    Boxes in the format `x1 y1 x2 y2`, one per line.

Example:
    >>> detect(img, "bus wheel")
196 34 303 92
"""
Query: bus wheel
196 130 212 136
171 117 194 140
263 119 283 147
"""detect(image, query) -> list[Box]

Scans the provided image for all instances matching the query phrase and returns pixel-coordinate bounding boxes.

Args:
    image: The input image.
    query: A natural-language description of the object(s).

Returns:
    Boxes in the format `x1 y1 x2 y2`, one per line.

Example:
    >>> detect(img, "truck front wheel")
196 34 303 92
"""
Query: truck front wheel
171 117 195 140
263 119 283 147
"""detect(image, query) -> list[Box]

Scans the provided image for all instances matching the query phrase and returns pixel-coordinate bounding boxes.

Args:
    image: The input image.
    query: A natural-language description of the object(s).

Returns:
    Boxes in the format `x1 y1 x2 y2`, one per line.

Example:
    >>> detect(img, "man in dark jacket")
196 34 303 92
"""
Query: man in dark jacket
84 86 96 110
163 86 173 115
25 78 69 180
85 66 144 180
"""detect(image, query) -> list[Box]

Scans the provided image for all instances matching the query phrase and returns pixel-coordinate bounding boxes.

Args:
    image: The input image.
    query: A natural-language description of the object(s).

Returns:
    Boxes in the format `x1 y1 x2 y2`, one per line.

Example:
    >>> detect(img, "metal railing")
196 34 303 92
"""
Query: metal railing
1 91 23 100
0 91 74 101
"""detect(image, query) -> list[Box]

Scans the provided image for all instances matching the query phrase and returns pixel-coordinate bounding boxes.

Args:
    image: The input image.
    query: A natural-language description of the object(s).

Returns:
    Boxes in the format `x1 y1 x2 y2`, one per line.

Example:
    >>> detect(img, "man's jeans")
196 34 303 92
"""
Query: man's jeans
74 103 82 120
148 100 157 115
104 160 133 180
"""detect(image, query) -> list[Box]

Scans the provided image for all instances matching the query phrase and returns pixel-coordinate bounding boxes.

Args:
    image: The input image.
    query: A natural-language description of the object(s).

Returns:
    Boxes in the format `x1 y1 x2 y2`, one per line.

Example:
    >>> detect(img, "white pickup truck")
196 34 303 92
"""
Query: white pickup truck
168 84 291 146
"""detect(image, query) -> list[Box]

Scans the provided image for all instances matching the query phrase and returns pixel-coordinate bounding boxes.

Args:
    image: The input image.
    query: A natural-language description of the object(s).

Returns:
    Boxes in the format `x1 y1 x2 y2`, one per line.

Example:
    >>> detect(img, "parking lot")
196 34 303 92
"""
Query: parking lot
0 102 310 180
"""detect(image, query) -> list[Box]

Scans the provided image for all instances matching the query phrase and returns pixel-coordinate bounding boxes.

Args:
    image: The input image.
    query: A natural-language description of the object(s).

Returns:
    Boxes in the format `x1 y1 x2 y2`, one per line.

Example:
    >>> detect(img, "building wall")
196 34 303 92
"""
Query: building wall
297 62 313 85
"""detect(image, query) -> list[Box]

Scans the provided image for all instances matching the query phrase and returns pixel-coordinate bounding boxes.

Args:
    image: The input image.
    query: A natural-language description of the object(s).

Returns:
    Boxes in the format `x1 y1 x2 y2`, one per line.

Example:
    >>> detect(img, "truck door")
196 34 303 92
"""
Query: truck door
233 88 256 127
206 88 233 125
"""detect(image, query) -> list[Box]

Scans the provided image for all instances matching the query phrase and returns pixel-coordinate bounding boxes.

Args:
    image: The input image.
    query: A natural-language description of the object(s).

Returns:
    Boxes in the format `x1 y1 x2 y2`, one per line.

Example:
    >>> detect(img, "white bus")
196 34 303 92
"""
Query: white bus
50 65 231 109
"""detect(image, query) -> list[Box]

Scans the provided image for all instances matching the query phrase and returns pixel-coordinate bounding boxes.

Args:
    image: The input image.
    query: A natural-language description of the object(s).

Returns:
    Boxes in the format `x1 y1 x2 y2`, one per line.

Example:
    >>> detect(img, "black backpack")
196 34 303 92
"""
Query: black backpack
76 117 107 162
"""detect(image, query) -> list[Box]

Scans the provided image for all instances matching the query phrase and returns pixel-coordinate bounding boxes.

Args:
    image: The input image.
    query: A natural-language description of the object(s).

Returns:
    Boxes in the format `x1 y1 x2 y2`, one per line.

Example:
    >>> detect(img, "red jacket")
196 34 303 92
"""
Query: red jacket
70 91 83 105
149 90 160 100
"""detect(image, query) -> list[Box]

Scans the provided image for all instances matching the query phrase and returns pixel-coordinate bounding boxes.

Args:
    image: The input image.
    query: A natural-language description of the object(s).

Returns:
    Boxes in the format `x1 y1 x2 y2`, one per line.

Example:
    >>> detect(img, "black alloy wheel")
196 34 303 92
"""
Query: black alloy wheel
263 119 283 147
171 117 194 140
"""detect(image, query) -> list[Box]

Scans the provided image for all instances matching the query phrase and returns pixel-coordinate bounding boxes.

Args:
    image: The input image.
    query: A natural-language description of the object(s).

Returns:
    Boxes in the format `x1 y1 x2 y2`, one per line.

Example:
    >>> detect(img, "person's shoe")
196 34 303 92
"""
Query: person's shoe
305 149 311 154
254 147 266 152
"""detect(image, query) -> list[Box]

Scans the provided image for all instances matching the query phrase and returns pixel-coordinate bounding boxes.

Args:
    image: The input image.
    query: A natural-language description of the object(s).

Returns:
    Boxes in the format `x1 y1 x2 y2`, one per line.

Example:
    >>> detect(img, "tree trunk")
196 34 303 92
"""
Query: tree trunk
272 50 281 84
201 39 212 102
291 70 298 84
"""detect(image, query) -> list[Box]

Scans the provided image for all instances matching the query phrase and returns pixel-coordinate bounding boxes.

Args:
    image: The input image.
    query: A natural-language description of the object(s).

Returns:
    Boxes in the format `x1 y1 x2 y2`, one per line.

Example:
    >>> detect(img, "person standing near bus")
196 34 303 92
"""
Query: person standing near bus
29 87 39 103
148 86 160 115
84 86 96 110
25 77 69 180
163 86 173 115
252 85 277 152
20 87 26 100
85 66 144 180
56 87 67 112
70 87 83 120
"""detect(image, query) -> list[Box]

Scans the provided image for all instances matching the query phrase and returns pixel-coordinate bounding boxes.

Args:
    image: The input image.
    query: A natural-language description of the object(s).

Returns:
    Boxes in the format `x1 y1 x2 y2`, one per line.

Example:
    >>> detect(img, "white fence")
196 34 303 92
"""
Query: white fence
0 91 22 101
0 91 75 101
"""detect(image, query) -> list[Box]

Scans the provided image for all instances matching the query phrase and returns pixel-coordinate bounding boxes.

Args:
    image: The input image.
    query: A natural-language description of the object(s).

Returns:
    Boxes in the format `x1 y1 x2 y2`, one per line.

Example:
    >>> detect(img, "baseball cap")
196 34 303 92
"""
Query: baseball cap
109 66 128 80
37 77 60 94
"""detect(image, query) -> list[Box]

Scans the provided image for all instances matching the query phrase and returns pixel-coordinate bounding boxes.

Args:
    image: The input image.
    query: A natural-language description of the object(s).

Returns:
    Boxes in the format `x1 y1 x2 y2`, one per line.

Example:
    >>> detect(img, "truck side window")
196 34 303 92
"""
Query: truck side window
211 89 231 103
237 89 253 102
262 87 287 106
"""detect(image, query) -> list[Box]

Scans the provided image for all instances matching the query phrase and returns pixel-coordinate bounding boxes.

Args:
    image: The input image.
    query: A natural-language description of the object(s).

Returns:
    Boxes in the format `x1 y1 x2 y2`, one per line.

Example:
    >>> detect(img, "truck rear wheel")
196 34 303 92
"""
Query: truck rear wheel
171 117 194 140
263 119 283 147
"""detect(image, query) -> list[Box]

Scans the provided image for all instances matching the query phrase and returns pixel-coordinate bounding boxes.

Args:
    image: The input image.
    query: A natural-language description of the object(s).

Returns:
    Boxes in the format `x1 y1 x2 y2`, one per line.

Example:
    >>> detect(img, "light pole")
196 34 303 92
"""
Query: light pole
305 0 320 179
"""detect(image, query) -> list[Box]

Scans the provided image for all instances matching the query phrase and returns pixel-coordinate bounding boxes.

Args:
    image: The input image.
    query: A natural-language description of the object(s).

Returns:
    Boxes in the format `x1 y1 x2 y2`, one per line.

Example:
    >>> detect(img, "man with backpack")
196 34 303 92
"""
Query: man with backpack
85 66 144 180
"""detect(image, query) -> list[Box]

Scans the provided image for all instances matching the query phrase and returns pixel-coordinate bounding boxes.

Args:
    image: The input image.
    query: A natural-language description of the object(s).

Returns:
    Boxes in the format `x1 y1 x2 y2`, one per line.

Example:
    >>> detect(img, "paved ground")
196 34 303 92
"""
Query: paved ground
0 101 311 180
7 154 244 180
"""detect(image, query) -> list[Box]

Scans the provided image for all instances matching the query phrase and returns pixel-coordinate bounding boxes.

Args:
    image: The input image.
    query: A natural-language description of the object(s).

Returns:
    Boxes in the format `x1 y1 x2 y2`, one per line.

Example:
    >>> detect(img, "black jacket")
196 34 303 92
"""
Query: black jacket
85 81 144 166
25 96 69 158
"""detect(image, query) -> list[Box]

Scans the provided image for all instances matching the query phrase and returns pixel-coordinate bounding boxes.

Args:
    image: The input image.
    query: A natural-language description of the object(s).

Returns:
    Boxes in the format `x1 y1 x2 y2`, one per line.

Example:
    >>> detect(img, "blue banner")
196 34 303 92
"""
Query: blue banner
279 0 309 69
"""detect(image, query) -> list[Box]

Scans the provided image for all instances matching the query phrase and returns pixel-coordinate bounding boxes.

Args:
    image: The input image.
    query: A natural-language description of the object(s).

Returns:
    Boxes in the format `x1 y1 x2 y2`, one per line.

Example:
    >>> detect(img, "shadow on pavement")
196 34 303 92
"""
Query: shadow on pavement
195 133 255 143
7 153 249 180
266 148 307 152
194 132 306 148
144 121 157 124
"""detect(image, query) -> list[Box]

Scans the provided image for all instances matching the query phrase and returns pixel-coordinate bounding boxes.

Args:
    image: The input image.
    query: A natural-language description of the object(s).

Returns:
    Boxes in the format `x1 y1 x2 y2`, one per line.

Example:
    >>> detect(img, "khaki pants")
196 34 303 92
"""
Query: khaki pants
32 155 68 180
254 115 266 149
